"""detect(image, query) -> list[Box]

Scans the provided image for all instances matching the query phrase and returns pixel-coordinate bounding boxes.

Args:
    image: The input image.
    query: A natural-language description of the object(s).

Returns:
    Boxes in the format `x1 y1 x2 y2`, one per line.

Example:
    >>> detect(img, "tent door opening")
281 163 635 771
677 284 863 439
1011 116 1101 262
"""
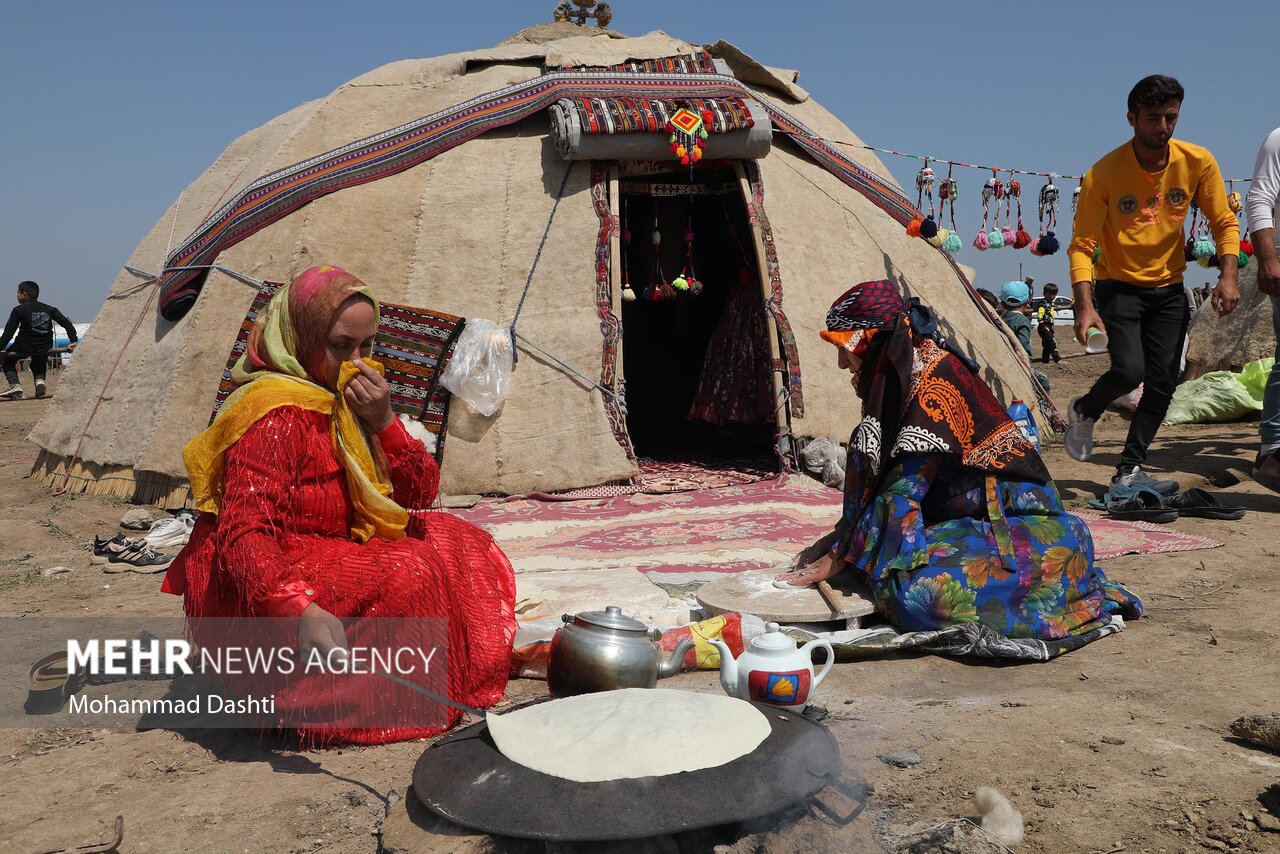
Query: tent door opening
616 165 779 461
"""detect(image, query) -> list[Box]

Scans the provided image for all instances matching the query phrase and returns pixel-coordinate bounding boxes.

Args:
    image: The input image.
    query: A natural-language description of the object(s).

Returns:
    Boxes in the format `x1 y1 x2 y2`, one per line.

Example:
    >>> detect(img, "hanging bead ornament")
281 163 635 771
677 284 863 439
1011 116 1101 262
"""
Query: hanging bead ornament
671 203 702 295
1011 177 1033 248
939 164 962 252
645 212 664 302
1188 198 1217 267
1031 177 1060 255
973 172 997 250
1071 184 1081 214
666 106 711 171
1000 172 1017 246
987 170 1006 248
1228 181 1253 268
908 158 939 240
620 198 636 302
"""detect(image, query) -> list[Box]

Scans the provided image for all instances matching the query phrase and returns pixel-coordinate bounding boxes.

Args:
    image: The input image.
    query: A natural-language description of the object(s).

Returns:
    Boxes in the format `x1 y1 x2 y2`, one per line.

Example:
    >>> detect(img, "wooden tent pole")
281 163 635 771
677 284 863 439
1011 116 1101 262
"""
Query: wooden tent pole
732 161 790 457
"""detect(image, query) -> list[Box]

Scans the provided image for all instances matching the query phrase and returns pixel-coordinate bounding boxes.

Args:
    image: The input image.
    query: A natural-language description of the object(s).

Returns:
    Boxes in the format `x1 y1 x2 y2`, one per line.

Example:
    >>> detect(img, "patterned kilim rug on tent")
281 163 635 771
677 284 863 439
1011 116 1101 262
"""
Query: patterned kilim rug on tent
210 283 464 462
452 476 1225 587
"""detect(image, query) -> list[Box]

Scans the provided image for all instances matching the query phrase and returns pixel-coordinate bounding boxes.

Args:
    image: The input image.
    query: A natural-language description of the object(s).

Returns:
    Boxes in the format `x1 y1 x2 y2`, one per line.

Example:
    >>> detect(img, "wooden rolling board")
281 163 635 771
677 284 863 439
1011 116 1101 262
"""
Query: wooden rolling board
695 569 876 625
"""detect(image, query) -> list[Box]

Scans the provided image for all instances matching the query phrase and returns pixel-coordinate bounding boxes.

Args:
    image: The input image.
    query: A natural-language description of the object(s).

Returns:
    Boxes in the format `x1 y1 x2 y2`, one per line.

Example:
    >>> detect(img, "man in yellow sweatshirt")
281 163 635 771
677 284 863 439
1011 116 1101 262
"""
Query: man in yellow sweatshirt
1064 75 1239 495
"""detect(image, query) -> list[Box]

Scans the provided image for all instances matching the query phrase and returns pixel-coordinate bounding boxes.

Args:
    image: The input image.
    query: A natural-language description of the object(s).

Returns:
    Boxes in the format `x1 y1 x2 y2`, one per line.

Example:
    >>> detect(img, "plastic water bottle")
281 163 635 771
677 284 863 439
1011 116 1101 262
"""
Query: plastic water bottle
1007 399 1041 452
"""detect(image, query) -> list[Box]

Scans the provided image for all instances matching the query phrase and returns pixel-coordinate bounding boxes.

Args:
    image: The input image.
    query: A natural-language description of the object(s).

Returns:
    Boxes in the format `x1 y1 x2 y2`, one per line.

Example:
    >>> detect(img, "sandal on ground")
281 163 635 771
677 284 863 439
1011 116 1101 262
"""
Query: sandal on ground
24 651 87 714
1105 487 1179 523
1164 487 1246 521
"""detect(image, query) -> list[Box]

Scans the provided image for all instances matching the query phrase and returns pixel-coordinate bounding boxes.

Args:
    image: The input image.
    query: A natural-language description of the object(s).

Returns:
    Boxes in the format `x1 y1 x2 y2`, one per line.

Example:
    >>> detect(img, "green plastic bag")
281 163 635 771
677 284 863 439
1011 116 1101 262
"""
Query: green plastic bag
1238 357 1275 402
1164 370 1264 426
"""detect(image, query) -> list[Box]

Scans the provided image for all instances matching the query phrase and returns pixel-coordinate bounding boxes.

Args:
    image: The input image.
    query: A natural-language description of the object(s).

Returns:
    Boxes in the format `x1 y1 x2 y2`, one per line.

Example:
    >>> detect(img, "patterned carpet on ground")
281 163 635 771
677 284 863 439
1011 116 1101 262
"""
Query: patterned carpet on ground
454 475 1225 595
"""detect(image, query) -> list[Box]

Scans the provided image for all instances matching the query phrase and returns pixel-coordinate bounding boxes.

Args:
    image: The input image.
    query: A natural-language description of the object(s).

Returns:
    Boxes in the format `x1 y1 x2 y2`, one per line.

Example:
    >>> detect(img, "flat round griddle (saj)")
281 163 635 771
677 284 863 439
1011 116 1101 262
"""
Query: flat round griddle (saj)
412 699 842 842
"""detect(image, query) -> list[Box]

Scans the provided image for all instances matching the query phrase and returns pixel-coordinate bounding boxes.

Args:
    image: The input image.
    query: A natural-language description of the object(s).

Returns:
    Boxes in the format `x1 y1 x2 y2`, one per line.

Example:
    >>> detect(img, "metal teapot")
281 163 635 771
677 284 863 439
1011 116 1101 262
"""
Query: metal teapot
547 605 694 698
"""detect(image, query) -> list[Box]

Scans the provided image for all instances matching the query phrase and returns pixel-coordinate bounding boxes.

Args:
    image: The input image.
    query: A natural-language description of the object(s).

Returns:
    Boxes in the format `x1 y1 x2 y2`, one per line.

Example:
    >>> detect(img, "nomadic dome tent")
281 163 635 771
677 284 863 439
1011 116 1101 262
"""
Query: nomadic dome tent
31 23 1050 504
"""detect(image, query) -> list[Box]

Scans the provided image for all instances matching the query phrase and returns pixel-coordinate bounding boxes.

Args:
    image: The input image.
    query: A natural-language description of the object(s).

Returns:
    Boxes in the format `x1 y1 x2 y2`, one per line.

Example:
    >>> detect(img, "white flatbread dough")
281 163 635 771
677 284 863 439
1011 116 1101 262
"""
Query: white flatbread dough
485 688 771 782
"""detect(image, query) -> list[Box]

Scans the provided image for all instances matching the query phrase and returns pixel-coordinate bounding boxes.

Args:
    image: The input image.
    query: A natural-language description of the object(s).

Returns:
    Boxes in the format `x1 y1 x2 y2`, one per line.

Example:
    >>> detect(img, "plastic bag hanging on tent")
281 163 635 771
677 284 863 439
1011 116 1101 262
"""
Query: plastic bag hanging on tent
439 318 514 416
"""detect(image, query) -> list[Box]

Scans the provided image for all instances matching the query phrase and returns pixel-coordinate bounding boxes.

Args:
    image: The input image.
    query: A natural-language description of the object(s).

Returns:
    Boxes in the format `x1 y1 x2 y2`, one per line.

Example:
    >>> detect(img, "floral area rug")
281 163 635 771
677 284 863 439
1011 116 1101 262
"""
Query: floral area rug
450 477 1223 621
1076 511 1224 560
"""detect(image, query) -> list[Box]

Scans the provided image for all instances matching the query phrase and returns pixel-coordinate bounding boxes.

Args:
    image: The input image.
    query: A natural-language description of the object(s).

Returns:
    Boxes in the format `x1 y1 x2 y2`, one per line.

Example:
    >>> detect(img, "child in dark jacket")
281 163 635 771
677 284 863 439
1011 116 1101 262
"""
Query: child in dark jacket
1 281 78 400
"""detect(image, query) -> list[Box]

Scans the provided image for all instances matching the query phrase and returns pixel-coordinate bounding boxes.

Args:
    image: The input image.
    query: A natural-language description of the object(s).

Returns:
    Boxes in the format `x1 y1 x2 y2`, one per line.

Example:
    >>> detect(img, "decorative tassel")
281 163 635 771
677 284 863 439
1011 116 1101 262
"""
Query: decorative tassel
659 281 677 300
988 228 1005 249
928 227 947 247
1184 237 1196 262
689 277 704 295
1000 226 1016 246
1196 255 1212 268
1028 240 1044 257
942 230 963 253
642 286 655 301
1208 253 1220 268
906 214 924 237
920 215 939 239
1036 231 1060 255
973 230 990 251
671 275 689 292
1192 236 1215 259
622 286 636 302
1014 227 1033 249
1240 237 1254 256
1239 252 1250 268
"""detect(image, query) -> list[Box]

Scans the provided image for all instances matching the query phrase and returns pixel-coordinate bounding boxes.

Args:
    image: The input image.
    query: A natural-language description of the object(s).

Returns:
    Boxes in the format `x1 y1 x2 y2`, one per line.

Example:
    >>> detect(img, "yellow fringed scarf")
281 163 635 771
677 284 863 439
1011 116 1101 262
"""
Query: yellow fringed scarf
183 278 407 543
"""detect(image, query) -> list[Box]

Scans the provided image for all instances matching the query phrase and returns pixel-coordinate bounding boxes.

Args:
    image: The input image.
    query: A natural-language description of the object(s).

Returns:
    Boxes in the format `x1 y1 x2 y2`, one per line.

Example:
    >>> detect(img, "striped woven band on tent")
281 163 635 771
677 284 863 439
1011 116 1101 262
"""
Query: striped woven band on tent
155 70 919 321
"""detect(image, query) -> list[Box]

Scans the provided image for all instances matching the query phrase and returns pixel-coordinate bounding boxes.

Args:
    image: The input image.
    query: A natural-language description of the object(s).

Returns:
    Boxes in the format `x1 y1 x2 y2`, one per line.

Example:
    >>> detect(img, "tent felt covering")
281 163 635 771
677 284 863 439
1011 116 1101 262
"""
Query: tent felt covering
31 23 1050 503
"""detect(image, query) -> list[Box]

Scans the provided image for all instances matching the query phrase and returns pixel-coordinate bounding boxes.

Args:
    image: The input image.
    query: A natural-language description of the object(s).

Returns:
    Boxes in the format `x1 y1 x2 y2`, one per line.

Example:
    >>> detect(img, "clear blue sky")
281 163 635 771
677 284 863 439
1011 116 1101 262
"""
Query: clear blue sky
2 0 1273 322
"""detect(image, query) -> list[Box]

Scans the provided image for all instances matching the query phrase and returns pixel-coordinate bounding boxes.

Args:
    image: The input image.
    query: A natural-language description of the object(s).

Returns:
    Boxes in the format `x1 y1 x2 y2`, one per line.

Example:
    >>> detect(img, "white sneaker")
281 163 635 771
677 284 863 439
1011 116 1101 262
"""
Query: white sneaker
1064 397 1096 461
0 384 23 400
143 513 194 549
34 379 46 398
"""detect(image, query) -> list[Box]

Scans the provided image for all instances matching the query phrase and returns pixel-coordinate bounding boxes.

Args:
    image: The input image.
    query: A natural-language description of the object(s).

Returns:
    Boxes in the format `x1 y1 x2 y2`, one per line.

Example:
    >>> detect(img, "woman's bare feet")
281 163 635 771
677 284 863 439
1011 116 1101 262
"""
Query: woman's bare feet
774 553 841 588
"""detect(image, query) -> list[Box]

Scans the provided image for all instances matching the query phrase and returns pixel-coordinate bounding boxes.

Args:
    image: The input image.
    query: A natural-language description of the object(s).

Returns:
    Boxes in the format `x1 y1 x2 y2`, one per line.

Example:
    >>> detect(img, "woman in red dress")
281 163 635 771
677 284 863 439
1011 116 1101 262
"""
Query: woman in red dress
163 265 517 745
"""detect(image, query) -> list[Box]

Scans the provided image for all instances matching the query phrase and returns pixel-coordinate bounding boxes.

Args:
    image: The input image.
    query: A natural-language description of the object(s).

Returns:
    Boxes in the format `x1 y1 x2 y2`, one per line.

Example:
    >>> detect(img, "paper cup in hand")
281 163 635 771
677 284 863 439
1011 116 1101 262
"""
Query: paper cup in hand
1084 327 1108 354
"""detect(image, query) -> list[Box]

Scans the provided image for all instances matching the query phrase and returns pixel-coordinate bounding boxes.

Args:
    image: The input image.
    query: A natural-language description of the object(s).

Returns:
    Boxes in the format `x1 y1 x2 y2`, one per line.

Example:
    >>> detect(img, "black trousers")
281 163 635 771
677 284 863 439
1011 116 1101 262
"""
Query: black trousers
1079 280 1189 468
3 351 47 386
1037 322 1059 362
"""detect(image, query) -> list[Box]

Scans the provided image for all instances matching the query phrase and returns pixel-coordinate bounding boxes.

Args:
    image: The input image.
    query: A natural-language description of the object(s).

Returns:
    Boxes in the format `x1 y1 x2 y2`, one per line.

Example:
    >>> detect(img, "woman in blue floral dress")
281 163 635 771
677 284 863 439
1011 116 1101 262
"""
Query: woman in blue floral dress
779 280 1141 644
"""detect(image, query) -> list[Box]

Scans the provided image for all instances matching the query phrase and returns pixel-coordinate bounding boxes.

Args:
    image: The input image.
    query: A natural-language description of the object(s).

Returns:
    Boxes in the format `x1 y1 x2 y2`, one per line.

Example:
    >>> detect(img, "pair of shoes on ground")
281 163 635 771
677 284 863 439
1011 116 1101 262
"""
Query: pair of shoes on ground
90 532 173 572
1094 485 1245 523
142 512 194 549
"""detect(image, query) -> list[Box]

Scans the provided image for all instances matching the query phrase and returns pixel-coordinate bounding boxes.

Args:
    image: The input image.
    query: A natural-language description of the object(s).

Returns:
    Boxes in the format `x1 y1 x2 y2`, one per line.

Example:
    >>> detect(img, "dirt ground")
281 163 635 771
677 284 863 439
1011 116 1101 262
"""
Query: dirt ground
2 337 1279 854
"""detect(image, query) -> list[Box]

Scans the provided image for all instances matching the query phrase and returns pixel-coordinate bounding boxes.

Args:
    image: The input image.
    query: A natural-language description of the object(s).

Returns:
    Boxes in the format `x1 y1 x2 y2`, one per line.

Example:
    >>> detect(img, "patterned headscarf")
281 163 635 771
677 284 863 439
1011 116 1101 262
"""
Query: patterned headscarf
185 266 408 543
241 265 375 388
816 280 1049 547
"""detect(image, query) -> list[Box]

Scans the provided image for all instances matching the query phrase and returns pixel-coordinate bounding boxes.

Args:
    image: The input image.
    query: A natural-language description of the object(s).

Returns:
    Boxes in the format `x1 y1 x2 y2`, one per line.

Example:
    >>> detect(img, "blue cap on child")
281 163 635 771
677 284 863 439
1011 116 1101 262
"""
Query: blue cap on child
999 281 1030 306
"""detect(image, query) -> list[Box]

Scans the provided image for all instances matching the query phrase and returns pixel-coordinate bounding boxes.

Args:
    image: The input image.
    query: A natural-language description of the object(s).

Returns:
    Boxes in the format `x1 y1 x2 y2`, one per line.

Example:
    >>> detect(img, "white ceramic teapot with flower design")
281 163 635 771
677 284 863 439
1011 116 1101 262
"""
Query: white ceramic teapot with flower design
708 622 834 711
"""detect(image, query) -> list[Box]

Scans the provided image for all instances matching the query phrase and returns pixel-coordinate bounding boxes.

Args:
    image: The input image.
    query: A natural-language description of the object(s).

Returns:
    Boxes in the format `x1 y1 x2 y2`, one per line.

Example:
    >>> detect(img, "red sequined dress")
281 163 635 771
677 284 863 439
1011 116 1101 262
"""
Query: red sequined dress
162 407 517 745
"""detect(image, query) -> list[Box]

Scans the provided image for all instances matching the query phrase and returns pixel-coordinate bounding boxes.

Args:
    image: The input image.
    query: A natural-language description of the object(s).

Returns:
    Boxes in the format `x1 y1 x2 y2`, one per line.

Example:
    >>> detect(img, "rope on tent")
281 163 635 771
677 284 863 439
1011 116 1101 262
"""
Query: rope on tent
509 161 575 366
49 261 270 497
51 274 162 497
512 331 620 401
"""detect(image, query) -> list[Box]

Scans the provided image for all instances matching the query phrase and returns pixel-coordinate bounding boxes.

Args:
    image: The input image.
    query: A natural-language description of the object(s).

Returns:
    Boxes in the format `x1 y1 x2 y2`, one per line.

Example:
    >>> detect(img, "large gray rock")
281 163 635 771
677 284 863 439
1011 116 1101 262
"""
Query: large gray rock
1185 262 1276 380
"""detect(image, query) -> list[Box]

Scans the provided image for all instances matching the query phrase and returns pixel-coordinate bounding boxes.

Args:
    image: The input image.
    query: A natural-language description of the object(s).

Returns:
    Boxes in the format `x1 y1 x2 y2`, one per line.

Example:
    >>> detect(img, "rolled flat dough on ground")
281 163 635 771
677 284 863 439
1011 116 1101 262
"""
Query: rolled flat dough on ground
485 688 770 782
